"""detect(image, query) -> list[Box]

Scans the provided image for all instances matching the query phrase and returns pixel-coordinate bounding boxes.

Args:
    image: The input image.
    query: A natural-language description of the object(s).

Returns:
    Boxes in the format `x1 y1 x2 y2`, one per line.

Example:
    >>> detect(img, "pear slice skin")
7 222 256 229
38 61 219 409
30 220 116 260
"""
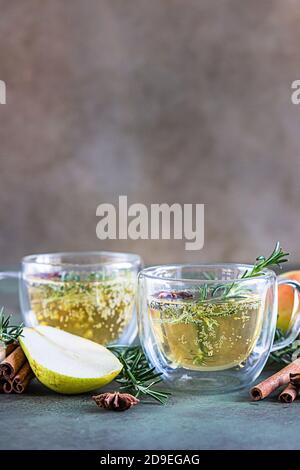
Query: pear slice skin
19 326 122 394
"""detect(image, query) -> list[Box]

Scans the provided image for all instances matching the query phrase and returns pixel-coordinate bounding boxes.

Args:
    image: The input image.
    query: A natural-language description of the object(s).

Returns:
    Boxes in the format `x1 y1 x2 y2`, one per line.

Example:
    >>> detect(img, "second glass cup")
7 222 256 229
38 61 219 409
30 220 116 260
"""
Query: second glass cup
1 251 142 346
138 264 300 393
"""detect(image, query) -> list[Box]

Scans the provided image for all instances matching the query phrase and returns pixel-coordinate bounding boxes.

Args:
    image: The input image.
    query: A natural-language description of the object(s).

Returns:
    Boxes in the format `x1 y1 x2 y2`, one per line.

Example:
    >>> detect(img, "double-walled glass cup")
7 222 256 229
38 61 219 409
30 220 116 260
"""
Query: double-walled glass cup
1 251 142 346
138 264 300 393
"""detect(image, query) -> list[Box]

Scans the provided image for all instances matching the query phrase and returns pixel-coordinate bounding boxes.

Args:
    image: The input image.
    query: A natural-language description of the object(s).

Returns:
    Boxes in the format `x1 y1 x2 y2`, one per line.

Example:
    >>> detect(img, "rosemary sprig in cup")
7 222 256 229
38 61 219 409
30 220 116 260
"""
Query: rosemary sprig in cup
201 242 289 301
224 242 288 298
240 242 289 279
0 307 23 345
108 345 171 404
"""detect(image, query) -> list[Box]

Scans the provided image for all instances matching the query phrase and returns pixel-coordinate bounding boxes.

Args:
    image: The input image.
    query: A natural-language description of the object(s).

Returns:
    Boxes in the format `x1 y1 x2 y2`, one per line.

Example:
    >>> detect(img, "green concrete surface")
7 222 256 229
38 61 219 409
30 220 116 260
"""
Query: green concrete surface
1 373 300 450
1 272 300 450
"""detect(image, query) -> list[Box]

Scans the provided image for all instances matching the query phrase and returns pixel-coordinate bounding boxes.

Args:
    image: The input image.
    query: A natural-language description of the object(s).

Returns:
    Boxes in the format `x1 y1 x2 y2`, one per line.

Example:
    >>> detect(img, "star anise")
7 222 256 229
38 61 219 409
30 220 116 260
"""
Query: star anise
157 291 193 300
92 392 139 412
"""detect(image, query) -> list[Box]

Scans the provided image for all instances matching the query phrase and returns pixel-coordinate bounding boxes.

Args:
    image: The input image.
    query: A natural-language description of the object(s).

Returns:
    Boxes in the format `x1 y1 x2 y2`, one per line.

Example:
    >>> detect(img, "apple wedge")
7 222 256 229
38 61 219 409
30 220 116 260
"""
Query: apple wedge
19 325 122 394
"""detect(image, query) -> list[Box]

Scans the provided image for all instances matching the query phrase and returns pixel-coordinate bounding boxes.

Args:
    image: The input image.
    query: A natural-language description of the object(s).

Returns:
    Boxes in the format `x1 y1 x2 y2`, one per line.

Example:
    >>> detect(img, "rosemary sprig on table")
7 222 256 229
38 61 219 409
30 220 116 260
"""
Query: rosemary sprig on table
270 329 300 365
108 345 171 404
0 307 23 345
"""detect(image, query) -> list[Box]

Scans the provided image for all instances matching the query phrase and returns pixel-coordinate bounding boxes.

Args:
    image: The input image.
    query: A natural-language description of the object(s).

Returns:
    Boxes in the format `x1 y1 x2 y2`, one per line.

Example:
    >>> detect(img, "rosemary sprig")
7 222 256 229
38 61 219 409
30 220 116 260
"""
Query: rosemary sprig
198 284 208 301
0 307 23 345
241 242 289 279
221 242 289 299
205 242 289 301
269 329 300 365
108 345 171 404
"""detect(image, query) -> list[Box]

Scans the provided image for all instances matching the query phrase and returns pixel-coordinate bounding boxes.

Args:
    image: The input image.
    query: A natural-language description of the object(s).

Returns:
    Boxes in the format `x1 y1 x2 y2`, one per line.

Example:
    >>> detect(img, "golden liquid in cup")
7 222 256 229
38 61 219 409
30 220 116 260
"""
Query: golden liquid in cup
26 274 136 345
149 295 263 371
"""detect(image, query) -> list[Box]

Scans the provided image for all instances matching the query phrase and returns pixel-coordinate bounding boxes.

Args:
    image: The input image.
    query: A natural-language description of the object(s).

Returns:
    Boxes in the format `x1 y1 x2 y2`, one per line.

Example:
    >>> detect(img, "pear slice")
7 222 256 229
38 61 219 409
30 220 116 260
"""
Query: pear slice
19 326 122 394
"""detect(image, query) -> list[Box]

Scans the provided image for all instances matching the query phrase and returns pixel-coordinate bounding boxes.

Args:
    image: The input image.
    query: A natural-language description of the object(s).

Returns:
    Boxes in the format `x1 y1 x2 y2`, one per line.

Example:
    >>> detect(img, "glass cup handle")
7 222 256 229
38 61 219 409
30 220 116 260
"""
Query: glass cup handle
0 271 20 310
0 271 20 281
271 278 300 352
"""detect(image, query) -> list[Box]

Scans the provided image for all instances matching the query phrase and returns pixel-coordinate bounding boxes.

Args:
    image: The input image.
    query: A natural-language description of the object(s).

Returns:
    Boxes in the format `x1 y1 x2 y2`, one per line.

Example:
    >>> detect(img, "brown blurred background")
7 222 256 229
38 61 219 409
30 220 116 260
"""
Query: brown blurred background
1 0 300 266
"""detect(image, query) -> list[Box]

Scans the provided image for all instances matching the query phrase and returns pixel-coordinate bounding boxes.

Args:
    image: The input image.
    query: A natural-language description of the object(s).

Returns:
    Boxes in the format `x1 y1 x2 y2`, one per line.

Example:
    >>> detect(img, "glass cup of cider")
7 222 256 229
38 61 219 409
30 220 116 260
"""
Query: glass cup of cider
138 264 300 392
1 251 142 346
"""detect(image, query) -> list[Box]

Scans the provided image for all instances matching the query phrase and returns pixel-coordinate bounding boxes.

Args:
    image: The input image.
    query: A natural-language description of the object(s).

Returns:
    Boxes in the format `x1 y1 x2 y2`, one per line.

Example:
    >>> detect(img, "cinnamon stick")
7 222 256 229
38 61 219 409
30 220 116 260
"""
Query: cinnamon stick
2 379 13 394
5 341 18 357
12 362 33 393
290 372 300 388
250 358 300 400
279 383 298 403
0 346 26 379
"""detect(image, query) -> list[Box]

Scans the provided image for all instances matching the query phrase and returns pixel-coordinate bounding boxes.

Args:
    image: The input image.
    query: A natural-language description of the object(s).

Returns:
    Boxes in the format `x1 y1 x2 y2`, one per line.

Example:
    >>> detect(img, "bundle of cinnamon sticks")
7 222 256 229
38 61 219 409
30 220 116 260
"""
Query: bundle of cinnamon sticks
250 357 300 403
0 342 34 394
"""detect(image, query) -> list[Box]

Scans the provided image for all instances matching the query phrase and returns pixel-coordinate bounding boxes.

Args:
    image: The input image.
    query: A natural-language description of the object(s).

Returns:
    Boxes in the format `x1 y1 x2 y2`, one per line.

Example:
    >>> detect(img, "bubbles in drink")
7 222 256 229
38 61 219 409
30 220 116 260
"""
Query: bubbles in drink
149 291 263 371
26 272 136 345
